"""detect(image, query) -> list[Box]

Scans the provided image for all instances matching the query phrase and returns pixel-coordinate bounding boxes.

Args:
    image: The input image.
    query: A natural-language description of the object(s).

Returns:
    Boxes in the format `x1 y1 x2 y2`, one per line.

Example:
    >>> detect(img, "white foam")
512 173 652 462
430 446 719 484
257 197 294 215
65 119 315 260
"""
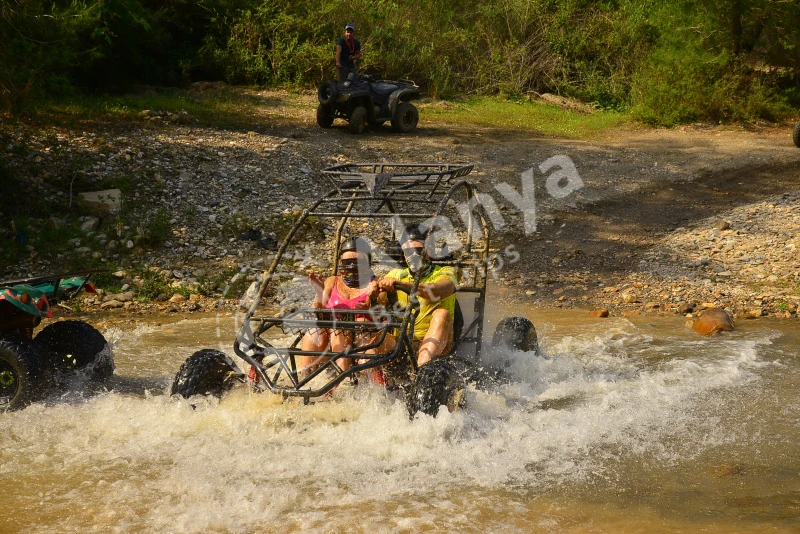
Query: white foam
0 322 781 532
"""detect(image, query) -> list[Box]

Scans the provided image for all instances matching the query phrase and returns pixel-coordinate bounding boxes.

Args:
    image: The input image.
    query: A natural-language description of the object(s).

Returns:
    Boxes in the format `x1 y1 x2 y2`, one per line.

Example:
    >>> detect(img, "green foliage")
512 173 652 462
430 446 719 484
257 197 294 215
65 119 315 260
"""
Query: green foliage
1 0 798 123
139 208 172 247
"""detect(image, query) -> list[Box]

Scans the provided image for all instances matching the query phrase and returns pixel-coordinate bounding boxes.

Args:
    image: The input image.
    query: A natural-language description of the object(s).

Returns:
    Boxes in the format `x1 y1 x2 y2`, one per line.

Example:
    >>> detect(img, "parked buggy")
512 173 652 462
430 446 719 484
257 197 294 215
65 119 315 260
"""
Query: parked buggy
0 271 114 410
171 163 536 417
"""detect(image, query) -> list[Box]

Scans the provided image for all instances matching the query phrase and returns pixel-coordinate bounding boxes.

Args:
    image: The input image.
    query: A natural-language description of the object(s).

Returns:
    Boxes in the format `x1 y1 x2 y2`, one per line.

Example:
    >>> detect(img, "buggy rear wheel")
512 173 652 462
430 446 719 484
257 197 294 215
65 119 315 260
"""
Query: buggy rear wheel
794 121 800 148
391 102 419 133
317 104 334 128
34 320 114 379
348 106 368 134
491 316 538 353
171 349 241 399
0 335 50 410
407 359 466 417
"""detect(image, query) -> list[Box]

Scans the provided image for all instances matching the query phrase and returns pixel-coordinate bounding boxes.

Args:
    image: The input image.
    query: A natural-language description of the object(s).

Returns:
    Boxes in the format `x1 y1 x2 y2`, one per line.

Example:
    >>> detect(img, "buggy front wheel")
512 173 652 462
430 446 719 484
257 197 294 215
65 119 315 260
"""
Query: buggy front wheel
0 336 50 410
171 349 242 399
407 359 466 417
391 102 419 133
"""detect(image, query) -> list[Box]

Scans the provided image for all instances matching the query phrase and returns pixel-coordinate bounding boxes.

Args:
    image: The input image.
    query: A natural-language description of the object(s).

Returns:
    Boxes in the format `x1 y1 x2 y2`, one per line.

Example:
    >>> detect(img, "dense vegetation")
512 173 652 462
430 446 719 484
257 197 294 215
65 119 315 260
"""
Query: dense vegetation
1 0 798 124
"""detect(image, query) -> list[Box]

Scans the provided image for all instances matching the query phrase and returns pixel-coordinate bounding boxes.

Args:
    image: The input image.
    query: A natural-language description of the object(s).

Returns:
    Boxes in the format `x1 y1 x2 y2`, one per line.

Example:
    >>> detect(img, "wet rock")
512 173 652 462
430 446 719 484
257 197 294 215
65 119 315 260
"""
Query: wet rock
691 308 735 335
101 299 123 309
589 308 609 318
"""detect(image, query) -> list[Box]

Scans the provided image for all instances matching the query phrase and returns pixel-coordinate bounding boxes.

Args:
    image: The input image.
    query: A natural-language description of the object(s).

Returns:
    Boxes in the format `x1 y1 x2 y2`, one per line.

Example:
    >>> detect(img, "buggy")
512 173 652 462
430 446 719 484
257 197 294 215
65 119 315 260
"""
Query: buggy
316 74 421 134
0 271 114 410
171 163 536 417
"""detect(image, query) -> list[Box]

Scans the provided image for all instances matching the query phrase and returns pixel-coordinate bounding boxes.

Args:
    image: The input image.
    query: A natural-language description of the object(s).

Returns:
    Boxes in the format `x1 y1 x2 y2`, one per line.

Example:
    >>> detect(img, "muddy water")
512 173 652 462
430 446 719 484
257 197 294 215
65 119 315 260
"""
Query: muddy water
2 308 799 533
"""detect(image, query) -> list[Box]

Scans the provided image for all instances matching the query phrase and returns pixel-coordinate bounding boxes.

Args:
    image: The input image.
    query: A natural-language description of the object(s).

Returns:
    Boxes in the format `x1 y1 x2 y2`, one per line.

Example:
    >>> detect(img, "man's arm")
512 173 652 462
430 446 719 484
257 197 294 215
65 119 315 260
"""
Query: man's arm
335 44 343 68
378 275 455 303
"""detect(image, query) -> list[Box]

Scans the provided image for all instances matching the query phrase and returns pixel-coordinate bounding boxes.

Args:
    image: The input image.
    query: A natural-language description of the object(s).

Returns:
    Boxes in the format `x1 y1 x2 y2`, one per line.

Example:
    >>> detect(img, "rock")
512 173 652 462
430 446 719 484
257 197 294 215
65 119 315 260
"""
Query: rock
589 308 609 318
678 302 695 314
188 302 202 311
622 310 641 317
168 293 186 303
691 308 735 335
46 217 65 230
189 293 202 301
81 217 100 231
622 293 639 304
644 302 659 310
715 220 731 231
100 299 124 309
103 291 134 303
77 189 122 216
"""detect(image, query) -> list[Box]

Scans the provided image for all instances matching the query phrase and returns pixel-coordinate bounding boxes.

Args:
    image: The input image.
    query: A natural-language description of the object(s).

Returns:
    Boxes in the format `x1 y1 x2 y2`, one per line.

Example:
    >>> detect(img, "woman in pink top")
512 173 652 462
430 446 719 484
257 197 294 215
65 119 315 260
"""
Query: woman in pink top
298 237 395 378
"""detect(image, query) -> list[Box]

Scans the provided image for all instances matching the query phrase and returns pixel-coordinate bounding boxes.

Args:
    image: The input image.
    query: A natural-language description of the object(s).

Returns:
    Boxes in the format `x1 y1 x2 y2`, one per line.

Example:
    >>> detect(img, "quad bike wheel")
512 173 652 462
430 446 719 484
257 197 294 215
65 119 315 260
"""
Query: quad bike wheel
407 359 466 417
794 121 800 148
348 106 368 134
0 335 50 410
391 102 419 133
318 82 338 106
316 104 334 128
34 320 114 379
491 316 538 353
171 349 242 399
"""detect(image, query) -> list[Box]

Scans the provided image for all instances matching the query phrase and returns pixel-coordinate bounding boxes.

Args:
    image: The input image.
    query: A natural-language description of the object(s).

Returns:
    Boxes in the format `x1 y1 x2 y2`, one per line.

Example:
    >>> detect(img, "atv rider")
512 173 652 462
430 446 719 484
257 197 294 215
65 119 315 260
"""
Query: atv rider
336 24 362 82
378 225 457 366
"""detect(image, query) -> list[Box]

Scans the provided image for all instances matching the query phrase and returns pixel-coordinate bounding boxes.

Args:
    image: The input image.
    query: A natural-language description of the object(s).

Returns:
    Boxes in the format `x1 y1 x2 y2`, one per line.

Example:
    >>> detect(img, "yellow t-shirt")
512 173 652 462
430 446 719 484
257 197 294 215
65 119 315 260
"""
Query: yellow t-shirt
385 265 457 340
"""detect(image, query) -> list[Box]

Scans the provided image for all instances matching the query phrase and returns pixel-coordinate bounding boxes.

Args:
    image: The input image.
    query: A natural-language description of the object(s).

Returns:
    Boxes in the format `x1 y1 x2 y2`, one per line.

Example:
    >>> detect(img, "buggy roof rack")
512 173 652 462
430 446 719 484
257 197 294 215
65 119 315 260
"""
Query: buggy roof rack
321 162 473 199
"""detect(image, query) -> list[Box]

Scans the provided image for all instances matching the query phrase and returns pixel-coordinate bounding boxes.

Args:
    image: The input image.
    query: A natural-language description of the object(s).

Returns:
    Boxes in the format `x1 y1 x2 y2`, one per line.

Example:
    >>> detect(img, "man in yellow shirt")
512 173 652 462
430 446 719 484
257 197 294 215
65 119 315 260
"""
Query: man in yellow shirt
378 225 457 366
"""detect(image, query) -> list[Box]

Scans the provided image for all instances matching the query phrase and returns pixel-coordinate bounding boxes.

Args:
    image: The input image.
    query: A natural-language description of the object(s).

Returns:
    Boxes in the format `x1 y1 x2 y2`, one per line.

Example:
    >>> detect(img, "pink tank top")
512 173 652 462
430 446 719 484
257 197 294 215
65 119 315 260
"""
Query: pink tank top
326 278 370 311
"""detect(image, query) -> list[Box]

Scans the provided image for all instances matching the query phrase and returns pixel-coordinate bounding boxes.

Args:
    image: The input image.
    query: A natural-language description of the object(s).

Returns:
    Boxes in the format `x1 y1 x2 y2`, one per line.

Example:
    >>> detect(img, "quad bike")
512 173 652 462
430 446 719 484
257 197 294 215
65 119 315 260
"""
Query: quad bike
0 271 114 410
171 163 537 417
316 74 421 134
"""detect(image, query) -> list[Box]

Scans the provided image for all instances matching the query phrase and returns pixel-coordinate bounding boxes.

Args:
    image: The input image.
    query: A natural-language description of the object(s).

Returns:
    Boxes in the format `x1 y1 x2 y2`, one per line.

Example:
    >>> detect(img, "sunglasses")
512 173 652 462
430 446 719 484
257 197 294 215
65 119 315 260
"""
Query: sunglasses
402 246 426 257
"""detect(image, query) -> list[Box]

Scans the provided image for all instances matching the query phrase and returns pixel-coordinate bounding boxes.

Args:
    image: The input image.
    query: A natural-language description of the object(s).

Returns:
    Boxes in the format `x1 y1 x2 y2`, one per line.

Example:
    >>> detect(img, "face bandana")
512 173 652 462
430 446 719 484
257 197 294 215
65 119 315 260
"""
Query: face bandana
403 246 432 278
338 258 373 288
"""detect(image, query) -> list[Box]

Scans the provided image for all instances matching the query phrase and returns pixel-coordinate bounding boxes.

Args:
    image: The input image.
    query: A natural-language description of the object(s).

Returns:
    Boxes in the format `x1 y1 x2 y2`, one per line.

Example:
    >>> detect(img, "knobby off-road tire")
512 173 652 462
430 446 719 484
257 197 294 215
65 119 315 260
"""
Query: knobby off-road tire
318 82 338 106
391 102 419 133
407 359 466 417
171 349 241 399
317 104 334 128
491 316 538 353
0 335 50 410
793 121 800 148
348 106 368 134
34 320 114 380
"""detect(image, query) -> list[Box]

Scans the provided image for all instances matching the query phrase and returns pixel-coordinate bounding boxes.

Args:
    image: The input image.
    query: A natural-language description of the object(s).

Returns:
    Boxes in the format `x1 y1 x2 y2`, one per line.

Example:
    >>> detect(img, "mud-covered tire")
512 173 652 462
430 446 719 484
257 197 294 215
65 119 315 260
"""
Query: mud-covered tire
171 349 241 399
348 106 368 134
391 102 419 133
407 359 466 417
317 104 334 128
491 316 538 353
794 121 800 148
318 82 338 105
34 320 114 379
0 335 50 410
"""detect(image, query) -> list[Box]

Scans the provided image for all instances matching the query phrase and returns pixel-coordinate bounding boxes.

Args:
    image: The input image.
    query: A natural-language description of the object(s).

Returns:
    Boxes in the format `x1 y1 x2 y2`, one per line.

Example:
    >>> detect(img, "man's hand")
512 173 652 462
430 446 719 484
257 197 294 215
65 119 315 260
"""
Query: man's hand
377 277 396 292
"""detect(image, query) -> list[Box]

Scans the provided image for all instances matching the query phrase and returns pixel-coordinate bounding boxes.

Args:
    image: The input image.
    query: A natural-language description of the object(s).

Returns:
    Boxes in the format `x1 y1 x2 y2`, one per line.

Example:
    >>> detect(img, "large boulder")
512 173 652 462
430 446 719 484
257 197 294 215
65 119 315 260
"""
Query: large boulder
78 189 122 216
691 308 735 335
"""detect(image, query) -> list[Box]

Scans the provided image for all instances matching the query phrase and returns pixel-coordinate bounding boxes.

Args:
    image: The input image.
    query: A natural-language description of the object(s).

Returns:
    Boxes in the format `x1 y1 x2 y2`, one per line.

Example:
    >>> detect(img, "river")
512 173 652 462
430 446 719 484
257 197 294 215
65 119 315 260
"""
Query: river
2 307 799 533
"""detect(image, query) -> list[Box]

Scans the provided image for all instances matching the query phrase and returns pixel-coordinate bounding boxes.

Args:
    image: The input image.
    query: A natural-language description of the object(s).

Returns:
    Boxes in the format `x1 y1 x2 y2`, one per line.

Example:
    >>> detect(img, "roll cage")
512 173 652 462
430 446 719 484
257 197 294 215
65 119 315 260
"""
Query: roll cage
233 163 492 402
